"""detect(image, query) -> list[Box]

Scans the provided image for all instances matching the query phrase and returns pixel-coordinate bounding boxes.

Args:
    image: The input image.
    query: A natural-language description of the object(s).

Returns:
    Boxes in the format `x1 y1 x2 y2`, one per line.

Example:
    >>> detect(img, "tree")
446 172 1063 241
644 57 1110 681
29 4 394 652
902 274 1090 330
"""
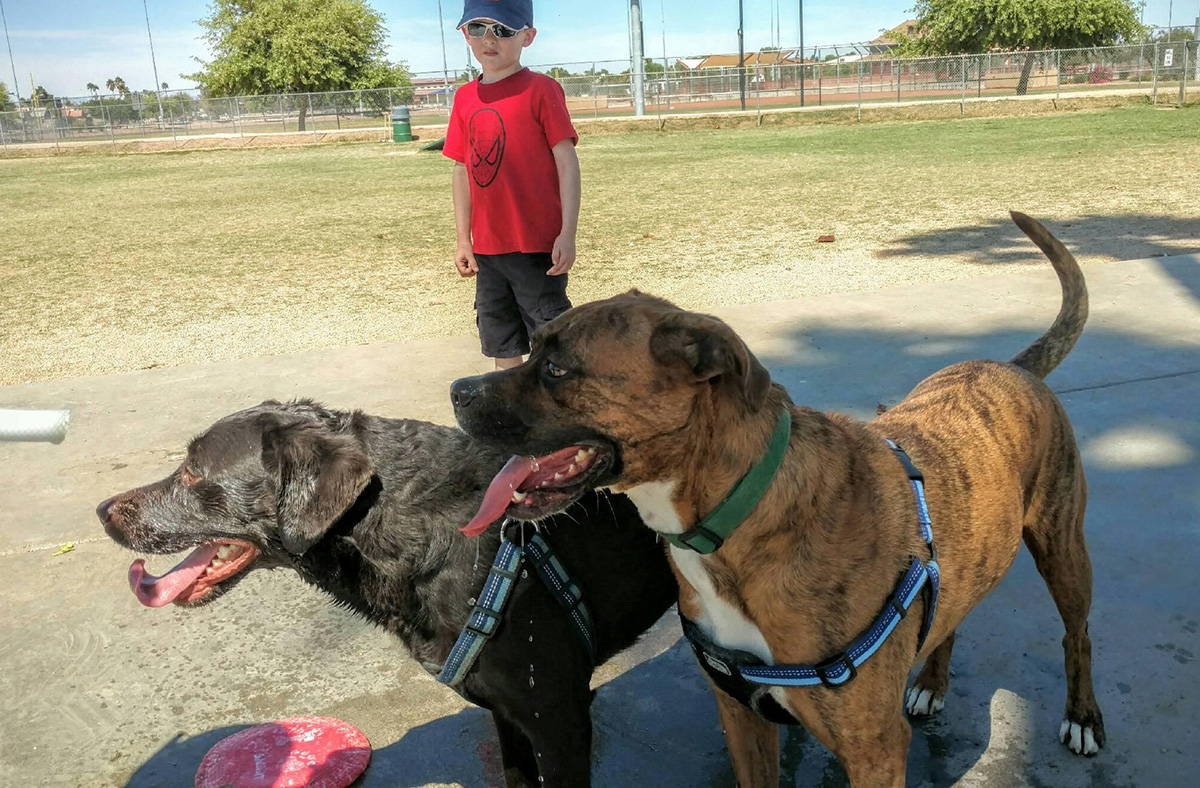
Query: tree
1154 28 1195 43
188 0 413 131
106 76 130 97
900 0 1145 92
86 82 100 97
0 80 12 112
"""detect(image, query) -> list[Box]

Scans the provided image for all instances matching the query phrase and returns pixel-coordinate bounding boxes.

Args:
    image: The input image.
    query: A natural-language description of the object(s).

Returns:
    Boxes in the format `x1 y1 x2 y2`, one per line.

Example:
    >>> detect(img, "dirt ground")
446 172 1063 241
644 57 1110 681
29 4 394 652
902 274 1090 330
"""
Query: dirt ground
1 97 1197 385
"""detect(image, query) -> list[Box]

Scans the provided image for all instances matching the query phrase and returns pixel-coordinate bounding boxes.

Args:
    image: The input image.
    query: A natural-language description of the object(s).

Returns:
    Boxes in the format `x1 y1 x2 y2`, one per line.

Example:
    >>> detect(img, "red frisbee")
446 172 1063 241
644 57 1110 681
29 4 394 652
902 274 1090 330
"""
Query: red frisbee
195 716 371 788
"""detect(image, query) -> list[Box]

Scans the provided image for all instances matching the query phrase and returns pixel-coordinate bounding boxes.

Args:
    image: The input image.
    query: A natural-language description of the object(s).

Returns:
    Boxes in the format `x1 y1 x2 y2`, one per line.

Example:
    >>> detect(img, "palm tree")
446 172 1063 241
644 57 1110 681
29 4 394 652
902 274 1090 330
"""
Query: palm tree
105 78 116 94
86 82 99 97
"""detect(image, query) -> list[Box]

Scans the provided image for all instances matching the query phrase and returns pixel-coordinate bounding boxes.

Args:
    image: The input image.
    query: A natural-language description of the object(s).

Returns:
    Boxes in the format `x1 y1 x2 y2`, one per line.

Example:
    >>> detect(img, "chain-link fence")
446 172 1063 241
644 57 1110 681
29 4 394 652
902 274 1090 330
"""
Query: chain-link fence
1 41 1196 149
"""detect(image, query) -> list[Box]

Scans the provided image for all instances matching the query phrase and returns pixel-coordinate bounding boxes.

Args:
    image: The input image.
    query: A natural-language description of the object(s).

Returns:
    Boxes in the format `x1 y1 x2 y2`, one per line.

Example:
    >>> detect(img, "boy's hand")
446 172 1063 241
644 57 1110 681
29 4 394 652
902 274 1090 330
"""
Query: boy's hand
455 243 478 278
548 233 576 276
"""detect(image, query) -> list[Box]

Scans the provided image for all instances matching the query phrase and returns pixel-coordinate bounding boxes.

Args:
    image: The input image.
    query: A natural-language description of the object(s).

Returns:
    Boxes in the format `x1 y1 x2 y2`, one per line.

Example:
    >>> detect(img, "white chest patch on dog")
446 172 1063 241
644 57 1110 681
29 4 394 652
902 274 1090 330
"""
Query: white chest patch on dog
625 481 797 717
624 481 775 661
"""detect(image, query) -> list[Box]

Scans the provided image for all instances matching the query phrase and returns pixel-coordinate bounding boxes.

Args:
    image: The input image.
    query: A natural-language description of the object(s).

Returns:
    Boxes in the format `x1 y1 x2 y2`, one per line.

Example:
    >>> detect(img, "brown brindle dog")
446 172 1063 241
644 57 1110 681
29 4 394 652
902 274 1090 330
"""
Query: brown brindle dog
450 213 1104 786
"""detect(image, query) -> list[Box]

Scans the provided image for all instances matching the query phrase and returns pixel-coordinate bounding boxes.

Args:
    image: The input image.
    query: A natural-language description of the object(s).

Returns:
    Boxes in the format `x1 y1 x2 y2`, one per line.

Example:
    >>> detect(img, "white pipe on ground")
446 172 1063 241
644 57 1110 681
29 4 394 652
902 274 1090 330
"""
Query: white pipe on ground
0 409 71 443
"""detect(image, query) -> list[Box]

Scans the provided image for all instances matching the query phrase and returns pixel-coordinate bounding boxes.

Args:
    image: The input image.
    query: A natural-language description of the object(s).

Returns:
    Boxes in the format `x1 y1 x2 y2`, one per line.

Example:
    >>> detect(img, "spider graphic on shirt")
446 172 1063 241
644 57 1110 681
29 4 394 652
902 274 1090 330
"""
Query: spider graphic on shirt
468 109 506 188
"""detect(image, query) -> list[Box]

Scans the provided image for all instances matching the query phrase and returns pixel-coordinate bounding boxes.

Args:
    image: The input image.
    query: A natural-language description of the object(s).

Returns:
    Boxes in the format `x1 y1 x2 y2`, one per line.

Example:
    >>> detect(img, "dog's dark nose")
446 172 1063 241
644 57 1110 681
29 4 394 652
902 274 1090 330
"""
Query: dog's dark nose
96 497 116 524
450 377 480 410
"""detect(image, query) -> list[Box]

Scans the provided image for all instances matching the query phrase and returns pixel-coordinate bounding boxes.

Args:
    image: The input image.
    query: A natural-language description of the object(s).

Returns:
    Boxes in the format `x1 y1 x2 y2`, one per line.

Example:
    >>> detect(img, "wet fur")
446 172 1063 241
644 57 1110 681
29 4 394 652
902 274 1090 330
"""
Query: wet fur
97 400 678 788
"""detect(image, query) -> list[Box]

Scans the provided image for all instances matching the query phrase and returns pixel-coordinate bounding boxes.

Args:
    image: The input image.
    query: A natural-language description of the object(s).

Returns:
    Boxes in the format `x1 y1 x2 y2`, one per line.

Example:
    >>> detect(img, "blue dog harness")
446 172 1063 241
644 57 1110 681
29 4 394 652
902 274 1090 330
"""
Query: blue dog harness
438 527 596 687
680 439 940 723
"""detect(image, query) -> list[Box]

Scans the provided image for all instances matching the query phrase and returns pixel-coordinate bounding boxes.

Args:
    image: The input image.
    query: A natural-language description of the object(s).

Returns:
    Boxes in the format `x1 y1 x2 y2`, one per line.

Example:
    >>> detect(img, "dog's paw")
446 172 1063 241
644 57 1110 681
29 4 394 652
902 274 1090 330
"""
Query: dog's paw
1059 719 1102 756
905 686 945 717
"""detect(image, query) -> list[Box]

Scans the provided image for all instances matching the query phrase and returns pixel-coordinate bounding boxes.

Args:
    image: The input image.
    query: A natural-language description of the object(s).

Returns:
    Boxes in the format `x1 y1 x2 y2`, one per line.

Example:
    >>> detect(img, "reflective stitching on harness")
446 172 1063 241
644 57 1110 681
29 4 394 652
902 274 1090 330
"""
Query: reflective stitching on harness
438 532 598 687
526 534 597 662
438 537 524 686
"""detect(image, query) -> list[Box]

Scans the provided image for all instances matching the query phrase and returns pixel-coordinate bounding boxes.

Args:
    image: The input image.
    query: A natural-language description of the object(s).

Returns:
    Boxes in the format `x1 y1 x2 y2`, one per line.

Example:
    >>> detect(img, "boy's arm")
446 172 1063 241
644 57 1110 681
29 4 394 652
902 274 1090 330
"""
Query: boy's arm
548 139 580 276
452 162 477 277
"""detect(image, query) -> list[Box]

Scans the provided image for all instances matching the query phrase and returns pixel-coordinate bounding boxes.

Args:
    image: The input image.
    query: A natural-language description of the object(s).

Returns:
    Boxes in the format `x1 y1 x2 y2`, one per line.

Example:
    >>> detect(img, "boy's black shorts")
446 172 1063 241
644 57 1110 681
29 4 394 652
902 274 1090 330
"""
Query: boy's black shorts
474 252 572 359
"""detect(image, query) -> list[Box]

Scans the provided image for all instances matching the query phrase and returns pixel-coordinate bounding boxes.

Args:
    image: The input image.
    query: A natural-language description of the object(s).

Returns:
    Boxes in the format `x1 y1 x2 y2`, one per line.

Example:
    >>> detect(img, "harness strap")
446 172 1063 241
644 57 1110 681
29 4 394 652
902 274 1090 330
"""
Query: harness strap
887 439 940 653
525 533 597 666
437 537 524 686
682 439 941 698
437 530 599 687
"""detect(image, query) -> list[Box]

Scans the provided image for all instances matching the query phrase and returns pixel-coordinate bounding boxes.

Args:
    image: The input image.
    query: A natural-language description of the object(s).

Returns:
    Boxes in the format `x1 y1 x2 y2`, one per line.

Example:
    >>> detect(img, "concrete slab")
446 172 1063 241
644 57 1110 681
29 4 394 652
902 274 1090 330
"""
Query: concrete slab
1 254 1197 787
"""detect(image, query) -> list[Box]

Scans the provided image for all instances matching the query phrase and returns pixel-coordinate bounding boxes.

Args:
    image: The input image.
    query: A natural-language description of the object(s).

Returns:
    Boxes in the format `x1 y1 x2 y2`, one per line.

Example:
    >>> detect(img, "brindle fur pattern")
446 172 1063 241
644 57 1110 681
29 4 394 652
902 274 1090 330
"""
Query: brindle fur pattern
452 213 1103 786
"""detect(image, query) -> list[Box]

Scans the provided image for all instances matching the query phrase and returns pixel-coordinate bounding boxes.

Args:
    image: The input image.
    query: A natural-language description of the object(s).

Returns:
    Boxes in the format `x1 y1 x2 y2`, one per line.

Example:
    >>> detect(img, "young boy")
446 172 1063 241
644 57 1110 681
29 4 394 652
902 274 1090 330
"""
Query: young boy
444 0 581 370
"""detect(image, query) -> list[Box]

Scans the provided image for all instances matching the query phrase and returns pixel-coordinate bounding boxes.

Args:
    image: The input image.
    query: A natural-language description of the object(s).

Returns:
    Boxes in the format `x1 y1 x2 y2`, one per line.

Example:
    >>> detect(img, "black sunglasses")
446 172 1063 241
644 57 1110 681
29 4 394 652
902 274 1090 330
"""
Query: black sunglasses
465 21 524 39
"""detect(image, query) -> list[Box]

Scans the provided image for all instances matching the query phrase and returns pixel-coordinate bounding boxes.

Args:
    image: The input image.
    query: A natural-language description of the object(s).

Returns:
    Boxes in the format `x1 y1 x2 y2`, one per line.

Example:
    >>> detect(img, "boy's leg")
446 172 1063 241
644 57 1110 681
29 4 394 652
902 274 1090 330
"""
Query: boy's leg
474 254 532 368
509 252 572 341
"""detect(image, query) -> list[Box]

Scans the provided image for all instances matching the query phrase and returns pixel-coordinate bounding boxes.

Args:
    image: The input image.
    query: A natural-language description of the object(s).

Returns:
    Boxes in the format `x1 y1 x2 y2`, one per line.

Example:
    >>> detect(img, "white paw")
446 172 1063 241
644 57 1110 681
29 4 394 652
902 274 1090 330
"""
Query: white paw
905 686 946 717
1059 719 1101 756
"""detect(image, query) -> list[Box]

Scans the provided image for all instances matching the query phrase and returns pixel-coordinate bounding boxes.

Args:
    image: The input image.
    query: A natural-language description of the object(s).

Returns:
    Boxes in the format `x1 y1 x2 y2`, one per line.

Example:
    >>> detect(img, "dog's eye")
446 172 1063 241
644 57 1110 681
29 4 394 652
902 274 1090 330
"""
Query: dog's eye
545 360 568 378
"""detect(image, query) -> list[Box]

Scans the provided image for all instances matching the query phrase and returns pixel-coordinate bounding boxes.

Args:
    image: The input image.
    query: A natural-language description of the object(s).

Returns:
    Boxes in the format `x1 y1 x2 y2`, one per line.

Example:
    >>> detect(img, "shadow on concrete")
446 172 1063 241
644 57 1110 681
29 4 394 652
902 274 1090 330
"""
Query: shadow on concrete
126 726 255 788
875 214 1200 273
125 294 1199 788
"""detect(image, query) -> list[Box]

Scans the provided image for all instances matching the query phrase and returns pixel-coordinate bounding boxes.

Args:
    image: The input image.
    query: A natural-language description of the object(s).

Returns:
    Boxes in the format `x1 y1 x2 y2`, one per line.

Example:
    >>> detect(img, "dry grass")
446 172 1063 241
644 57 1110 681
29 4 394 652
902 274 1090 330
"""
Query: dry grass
2 101 1198 385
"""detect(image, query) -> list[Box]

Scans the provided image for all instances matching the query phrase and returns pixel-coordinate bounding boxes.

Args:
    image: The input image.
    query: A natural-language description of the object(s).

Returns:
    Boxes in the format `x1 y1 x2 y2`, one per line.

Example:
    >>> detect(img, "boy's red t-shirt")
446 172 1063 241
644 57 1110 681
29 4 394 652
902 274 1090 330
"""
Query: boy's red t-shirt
444 68 578 256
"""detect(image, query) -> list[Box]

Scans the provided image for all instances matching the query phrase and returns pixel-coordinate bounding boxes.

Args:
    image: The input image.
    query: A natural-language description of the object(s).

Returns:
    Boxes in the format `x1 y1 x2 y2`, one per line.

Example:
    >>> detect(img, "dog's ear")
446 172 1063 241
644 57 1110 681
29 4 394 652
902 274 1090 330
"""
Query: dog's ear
650 312 772 412
262 421 374 554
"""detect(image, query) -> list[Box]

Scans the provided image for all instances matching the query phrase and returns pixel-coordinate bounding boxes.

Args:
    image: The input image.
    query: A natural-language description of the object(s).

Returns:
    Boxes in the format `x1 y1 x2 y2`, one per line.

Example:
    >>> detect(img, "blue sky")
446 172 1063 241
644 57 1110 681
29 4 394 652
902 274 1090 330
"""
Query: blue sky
1 0 1193 98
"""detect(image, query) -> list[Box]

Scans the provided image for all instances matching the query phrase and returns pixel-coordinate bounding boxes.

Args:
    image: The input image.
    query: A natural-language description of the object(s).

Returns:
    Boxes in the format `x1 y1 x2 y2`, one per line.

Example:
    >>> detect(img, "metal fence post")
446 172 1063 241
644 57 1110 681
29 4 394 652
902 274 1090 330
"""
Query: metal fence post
896 60 901 102
857 60 863 121
818 61 823 105
1056 50 1061 100
961 53 968 114
591 63 598 118
280 94 287 132
1152 42 1160 104
1180 42 1190 107
99 97 113 144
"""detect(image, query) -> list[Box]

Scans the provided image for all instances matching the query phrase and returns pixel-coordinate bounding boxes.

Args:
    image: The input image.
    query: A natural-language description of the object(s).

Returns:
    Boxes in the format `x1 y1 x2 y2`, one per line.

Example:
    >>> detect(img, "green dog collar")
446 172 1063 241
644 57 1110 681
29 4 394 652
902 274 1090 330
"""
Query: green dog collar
662 408 792 554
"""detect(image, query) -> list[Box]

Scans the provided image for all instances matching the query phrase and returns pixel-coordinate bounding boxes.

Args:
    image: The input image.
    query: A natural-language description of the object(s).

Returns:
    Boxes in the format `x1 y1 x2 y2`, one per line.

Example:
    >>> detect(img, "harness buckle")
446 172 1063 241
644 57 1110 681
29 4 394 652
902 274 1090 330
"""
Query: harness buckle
814 653 857 688
465 605 502 639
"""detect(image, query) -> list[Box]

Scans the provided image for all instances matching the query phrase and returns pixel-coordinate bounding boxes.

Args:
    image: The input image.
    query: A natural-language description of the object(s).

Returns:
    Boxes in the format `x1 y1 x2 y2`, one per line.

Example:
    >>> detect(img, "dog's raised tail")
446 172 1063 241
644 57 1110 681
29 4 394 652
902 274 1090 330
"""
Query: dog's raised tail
1008 212 1089 380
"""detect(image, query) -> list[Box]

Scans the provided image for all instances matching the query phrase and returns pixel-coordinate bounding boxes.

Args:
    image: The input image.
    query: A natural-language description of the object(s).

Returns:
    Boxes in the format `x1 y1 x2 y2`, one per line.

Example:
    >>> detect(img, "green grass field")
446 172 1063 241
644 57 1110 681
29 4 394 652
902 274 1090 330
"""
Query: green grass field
2 102 1198 385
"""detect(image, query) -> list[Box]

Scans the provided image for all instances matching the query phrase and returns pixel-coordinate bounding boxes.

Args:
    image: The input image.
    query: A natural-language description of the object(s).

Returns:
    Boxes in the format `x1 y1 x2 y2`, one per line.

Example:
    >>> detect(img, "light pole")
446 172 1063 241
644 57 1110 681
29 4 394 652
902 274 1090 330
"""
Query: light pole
798 0 805 106
436 0 451 113
630 0 645 116
738 0 746 111
1 0 21 106
142 0 165 129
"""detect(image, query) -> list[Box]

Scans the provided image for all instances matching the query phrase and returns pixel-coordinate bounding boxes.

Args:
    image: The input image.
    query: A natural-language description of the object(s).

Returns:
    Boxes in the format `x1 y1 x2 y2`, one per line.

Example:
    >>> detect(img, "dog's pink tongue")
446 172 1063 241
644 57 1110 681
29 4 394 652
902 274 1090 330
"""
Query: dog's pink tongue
128 545 221 608
461 455 535 537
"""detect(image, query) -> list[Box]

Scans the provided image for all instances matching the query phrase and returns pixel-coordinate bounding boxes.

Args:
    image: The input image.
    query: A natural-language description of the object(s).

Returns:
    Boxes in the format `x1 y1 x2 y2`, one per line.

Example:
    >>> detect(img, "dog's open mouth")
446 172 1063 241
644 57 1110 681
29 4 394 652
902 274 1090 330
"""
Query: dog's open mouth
462 445 612 536
128 540 259 608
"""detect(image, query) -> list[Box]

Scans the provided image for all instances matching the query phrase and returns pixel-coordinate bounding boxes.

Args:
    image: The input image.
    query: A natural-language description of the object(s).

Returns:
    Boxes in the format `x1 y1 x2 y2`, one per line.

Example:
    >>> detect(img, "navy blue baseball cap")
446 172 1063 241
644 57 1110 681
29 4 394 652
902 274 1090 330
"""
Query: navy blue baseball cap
457 0 533 30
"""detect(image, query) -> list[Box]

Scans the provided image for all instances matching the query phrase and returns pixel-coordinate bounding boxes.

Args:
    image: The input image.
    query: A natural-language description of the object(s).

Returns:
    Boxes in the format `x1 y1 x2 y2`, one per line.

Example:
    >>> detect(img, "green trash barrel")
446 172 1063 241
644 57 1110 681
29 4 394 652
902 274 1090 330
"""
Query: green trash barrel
391 106 412 143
